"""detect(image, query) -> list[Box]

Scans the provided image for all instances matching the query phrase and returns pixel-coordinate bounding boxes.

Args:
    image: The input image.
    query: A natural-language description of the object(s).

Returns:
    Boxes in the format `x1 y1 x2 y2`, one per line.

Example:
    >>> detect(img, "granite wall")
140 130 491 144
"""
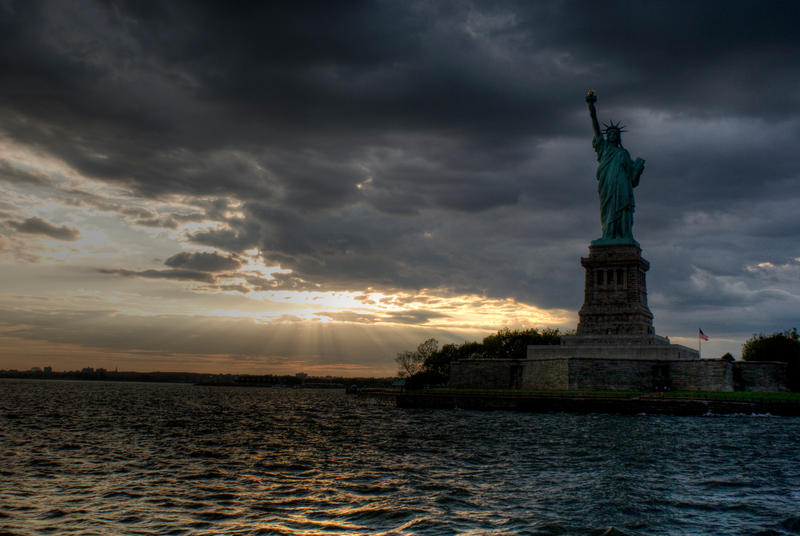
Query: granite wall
733 361 787 392
565 359 661 391
669 360 733 391
448 358 787 392
448 359 520 389
522 359 569 390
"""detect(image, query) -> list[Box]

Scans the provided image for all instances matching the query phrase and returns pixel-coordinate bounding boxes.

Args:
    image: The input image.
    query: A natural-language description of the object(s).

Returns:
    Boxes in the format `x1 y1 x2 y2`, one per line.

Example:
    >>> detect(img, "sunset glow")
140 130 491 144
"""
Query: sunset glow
2 2 799 375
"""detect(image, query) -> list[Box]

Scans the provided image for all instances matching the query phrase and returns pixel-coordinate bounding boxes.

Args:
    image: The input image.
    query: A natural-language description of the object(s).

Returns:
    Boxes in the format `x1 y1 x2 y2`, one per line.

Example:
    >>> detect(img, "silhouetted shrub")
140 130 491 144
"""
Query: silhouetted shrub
397 328 564 388
481 328 562 359
742 329 800 390
395 338 439 378
404 369 448 391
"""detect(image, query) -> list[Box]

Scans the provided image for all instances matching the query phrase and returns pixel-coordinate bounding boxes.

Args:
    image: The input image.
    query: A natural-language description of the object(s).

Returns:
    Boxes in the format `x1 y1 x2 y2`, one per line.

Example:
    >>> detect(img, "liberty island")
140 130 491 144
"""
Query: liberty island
449 92 786 393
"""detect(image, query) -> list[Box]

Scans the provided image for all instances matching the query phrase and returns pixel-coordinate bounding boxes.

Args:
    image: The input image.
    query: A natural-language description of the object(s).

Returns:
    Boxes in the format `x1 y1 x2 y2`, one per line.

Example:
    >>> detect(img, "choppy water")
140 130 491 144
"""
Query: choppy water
1 380 800 535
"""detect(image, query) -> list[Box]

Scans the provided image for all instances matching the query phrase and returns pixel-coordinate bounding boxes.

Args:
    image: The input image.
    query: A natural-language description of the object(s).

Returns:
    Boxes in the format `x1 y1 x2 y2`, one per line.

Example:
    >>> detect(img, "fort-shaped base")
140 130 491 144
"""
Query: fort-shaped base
449 356 784 391
560 334 671 346
526 343 698 361
447 239 785 391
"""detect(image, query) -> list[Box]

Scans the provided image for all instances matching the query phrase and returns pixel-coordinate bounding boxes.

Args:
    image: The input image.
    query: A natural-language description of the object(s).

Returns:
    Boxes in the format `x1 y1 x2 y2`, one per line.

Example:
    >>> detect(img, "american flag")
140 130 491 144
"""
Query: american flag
699 329 709 341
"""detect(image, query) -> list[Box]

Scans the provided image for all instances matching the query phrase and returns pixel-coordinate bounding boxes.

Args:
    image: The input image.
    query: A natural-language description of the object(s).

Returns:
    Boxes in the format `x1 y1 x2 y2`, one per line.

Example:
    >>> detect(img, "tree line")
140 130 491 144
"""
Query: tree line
742 328 800 390
397 327 800 391
396 327 563 390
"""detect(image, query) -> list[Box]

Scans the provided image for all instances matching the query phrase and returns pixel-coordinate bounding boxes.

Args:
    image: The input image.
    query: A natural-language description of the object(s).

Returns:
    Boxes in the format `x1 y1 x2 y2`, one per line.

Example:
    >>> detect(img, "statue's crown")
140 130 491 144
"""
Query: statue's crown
602 120 626 134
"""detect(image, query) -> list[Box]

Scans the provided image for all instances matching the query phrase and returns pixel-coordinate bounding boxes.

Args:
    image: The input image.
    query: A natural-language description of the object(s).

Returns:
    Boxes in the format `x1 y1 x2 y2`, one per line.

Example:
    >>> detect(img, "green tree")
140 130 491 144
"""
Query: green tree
481 327 562 359
423 343 458 378
395 338 438 378
399 328 564 389
418 341 483 378
742 329 800 390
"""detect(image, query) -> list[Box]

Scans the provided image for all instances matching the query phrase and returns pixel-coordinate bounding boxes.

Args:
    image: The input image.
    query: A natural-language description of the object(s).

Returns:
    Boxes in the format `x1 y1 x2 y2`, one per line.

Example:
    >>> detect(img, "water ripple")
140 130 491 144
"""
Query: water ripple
2 379 800 535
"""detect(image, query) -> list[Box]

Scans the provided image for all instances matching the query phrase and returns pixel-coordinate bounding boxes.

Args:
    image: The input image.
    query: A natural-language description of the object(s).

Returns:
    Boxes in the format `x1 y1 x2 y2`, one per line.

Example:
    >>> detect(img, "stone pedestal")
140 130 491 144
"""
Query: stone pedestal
533 243 698 363
447 240 723 392
563 244 664 346
521 242 699 390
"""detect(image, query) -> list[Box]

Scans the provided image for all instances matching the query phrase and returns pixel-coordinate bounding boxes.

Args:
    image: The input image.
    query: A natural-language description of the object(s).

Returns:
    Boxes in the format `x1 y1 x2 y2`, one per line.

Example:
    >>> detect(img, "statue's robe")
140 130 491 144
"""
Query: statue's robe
592 135 644 241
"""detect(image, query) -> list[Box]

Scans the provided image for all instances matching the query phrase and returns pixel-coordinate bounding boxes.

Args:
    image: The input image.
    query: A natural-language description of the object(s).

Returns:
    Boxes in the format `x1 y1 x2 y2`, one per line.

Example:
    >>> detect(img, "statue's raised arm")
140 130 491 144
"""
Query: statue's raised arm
584 91 645 247
586 90 601 139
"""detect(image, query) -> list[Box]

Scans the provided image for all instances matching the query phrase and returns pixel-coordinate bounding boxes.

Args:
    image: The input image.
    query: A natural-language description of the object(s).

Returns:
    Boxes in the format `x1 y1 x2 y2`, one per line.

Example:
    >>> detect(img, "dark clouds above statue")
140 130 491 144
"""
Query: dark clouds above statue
1 0 800 344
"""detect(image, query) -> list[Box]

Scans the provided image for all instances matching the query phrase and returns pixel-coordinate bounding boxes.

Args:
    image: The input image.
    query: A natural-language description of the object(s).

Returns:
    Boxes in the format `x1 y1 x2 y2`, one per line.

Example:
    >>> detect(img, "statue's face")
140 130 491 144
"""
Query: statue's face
607 129 620 144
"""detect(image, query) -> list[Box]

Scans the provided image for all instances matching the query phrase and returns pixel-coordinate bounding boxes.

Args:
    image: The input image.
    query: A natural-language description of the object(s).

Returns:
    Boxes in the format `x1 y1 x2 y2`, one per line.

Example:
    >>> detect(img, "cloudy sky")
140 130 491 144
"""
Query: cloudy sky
1 1 799 375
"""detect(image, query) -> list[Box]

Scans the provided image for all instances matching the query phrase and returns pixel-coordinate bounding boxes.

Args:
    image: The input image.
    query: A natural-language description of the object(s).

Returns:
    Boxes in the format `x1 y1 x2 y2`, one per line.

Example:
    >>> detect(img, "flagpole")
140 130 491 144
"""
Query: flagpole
698 329 709 357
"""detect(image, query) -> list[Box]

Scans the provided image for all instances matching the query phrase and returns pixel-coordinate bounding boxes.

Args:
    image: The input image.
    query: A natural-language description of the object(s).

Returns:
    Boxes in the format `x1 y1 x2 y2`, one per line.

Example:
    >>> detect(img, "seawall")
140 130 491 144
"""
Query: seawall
366 391 800 416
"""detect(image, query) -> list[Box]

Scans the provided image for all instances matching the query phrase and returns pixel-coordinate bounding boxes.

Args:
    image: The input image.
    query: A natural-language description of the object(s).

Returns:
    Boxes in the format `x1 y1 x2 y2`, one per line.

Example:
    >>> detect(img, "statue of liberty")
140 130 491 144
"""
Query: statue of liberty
585 91 645 246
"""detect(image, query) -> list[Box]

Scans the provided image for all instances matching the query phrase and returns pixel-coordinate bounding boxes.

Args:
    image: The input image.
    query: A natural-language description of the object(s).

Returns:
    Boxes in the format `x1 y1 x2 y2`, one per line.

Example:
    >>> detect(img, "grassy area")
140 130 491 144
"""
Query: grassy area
427 388 645 398
426 387 800 403
652 390 800 403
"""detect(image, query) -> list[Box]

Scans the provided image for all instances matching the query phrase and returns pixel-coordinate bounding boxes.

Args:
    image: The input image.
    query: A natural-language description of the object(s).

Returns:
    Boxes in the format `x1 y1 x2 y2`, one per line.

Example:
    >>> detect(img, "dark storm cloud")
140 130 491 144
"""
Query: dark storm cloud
132 216 180 229
99 268 215 283
3 0 800 332
7 216 80 241
244 274 321 292
40 185 209 230
218 284 250 294
164 251 241 272
384 310 451 325
0 159 52 186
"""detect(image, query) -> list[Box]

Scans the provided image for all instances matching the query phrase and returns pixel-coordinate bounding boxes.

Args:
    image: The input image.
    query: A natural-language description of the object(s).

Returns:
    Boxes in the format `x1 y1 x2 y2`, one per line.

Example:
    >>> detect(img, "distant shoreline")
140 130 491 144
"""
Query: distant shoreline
0 371 392 389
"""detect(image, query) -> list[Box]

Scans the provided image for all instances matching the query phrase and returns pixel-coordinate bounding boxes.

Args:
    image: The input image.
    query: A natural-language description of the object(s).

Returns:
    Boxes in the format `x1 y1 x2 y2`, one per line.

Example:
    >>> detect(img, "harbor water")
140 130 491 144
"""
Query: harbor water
2 379 799 535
